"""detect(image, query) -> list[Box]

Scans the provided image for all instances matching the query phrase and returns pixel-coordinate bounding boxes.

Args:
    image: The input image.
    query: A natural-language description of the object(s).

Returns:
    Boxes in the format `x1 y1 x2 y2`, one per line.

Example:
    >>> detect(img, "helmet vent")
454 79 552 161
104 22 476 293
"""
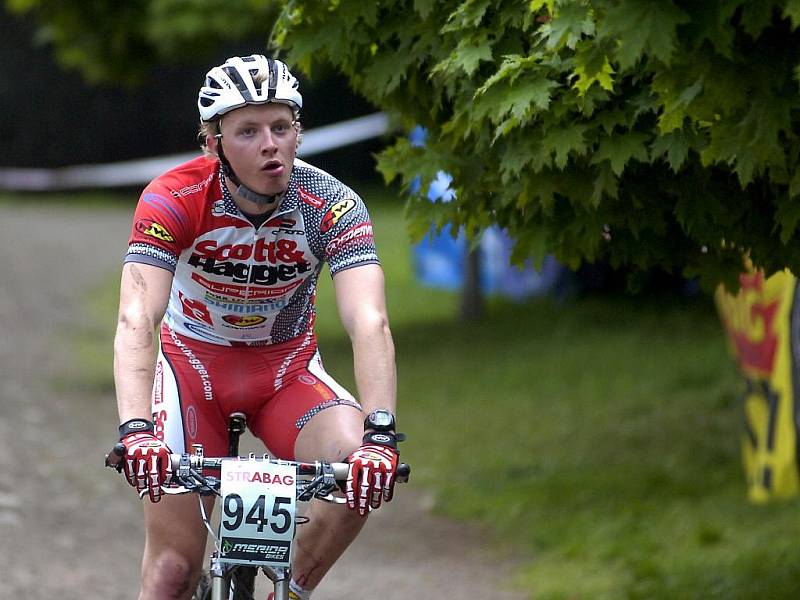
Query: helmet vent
198 55 303 121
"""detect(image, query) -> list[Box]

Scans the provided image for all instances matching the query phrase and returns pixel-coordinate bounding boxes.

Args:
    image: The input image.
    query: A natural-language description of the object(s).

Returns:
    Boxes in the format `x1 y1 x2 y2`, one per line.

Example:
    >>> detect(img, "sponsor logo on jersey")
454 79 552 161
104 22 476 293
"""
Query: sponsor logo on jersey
212 200 226 216
153 362 164 405
325 222 374 256
136 219 175 243
265 216 297 229
153 409 167 441
204 292 288 314
186 406 198 439
143 193 186 224
298 187 325 209
320 199 356 233
183 320 228 343
188 257 313 286
222 315 268 328
188 238 312 285
193 238 306 263
170 171 215 198
179 291 214 325
191 273 304 300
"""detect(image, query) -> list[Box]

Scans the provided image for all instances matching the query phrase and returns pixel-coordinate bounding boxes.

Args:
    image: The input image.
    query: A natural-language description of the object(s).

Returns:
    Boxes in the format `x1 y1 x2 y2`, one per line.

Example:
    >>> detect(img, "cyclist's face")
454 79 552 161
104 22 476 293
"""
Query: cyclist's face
218 103 298 197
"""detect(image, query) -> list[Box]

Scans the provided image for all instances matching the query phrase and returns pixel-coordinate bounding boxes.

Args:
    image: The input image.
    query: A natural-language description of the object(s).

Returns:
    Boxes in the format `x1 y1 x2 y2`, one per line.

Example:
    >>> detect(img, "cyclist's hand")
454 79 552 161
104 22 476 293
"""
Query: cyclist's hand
119 420 172 503
346 441 399 515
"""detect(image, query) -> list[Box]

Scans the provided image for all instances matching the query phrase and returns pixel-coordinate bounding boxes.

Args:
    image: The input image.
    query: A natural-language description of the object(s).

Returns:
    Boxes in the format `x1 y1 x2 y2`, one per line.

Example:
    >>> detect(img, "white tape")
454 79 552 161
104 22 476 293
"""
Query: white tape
0 112 390 192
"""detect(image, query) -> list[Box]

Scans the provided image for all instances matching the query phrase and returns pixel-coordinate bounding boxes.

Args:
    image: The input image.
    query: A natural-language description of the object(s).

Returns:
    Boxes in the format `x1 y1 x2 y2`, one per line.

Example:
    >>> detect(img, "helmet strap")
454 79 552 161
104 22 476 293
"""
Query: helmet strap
216 136 281 208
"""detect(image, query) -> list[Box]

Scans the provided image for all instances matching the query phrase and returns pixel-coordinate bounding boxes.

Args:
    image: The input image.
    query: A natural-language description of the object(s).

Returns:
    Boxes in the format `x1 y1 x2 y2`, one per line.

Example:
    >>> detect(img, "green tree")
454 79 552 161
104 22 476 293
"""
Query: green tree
272 0 800 290
4 0 279 84
11 0 800 289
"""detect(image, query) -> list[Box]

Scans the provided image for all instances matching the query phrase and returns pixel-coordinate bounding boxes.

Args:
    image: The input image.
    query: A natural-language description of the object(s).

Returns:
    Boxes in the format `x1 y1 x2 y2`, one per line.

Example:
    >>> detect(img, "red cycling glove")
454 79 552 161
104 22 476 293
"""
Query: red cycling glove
346 438 399 516
119 419 172 503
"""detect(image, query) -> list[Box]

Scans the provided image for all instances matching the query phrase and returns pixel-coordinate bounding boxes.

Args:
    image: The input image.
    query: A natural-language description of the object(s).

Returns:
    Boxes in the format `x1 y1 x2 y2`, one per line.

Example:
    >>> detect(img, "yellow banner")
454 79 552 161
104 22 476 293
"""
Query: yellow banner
715 270 800 503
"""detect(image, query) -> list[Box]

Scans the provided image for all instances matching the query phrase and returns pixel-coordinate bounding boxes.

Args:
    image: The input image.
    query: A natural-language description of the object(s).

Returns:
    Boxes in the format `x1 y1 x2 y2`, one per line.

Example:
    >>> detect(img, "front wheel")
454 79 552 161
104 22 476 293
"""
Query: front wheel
231 566 256 600
193 567 257 600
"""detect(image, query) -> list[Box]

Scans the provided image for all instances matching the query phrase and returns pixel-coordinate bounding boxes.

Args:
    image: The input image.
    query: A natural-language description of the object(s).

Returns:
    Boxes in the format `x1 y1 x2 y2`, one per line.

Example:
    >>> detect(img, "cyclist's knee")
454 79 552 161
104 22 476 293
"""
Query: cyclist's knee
142 548 198 599
294 405 363 462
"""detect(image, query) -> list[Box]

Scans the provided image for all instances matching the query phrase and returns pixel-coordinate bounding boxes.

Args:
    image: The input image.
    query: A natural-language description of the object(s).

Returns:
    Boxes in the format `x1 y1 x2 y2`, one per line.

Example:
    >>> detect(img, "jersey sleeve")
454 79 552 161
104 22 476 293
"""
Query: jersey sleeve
125 183 194 273
322 192 380 277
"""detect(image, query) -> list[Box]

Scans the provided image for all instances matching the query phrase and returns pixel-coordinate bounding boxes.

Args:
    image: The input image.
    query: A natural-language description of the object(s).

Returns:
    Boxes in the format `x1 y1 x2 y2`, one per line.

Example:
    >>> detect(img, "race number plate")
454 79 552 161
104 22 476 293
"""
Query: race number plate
218 458 297 567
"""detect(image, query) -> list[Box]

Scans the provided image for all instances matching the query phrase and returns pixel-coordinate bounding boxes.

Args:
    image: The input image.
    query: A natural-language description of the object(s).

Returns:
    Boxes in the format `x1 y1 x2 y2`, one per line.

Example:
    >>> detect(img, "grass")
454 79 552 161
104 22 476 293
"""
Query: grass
63 184 800 599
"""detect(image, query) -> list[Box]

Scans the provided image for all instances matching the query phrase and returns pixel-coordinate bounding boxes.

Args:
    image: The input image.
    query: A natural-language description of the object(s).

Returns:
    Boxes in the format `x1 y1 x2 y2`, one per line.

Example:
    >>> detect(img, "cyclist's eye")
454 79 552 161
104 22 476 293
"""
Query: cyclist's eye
240 127 257 137
271 123 293 135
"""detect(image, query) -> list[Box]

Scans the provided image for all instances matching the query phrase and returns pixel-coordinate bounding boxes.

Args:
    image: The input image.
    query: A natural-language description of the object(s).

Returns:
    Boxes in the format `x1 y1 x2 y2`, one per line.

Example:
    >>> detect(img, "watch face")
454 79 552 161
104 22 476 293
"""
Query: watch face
369 410 394 428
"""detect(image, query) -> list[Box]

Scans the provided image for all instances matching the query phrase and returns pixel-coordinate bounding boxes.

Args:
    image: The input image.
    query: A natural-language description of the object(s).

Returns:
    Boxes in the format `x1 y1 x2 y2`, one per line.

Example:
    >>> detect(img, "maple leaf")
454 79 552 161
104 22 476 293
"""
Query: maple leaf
503 77 559 119
572 39 615 95
591 131 650 175
543 2 595 50
657 78 704 134
600 0 690 69
651 131 691 172
433 34 493 77
542 123 589 168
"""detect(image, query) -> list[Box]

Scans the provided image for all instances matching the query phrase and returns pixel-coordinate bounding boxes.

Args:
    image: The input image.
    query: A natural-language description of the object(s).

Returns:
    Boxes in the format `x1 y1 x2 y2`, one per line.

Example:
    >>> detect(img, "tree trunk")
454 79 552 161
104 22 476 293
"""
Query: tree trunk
460 246 484 320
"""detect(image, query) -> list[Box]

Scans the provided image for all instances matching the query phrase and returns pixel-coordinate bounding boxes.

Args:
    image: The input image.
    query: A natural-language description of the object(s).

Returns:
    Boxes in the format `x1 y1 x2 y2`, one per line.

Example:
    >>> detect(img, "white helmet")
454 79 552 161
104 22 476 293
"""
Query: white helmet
198 55 302 122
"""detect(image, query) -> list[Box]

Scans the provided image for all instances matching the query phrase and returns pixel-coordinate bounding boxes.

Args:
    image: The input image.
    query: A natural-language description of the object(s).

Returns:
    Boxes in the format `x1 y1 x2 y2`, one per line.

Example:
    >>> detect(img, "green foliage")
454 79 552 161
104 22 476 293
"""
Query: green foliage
272 0 800 289
14 0 800 287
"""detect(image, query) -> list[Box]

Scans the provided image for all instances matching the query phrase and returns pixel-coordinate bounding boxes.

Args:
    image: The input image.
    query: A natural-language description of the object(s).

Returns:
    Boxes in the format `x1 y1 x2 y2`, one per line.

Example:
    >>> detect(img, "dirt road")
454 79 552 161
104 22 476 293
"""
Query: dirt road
0 204 526 599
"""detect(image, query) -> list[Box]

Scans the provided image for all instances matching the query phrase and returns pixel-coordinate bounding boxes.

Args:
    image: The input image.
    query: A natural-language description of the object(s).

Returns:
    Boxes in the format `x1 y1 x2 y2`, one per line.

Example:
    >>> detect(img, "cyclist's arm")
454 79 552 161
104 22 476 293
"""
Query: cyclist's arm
114 262 173 424
332 263 397 417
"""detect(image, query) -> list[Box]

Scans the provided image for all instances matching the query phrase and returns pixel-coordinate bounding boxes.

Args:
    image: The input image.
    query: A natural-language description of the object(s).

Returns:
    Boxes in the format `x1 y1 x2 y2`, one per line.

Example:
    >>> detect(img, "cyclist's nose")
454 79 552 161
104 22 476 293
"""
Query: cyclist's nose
260 128 278 154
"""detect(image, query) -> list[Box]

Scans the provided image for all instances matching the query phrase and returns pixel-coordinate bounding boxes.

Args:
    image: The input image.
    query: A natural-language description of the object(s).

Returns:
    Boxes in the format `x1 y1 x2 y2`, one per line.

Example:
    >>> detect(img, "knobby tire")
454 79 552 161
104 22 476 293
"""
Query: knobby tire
193 566 256 600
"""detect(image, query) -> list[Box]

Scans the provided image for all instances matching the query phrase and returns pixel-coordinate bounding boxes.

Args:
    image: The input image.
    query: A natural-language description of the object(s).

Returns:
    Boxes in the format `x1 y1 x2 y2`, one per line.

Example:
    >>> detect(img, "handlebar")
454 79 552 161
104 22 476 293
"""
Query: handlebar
105 443 411 502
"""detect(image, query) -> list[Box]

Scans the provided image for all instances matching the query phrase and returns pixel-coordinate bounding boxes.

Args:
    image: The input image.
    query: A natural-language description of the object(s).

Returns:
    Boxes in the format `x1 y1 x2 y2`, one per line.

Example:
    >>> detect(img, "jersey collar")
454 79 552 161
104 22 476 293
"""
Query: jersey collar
218 166 299 220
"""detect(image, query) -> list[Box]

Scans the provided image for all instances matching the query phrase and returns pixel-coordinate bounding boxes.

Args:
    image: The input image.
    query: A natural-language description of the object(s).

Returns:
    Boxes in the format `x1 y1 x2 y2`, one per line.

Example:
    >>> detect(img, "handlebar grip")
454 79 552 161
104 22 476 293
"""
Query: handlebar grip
104 442 126 471
396 462 411 483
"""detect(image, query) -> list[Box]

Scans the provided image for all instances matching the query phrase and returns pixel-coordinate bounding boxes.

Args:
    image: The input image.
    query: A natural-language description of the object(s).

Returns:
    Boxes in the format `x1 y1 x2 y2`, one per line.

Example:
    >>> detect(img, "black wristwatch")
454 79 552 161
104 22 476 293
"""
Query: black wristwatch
364 409 396 433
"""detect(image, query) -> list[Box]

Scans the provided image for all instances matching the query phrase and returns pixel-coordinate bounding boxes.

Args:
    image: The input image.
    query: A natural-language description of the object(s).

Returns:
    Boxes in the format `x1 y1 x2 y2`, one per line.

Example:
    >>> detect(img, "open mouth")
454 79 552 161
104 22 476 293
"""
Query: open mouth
262 160 283 175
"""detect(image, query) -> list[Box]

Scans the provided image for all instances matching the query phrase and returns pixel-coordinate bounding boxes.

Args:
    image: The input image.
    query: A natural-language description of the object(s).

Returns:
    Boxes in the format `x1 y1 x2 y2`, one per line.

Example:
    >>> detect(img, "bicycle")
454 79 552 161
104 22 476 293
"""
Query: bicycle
106 412 410 600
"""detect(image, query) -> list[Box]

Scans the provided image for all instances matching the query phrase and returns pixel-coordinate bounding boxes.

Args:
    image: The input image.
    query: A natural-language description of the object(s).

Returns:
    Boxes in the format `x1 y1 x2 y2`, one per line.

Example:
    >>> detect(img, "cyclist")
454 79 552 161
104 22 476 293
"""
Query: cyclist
113 54 400 600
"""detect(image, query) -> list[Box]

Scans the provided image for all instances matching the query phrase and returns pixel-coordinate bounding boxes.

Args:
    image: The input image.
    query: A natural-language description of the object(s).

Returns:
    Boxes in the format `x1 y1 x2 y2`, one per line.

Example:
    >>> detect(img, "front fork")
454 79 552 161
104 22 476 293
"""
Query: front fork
209 553 291 600
266 566 291 600
209 552 226 599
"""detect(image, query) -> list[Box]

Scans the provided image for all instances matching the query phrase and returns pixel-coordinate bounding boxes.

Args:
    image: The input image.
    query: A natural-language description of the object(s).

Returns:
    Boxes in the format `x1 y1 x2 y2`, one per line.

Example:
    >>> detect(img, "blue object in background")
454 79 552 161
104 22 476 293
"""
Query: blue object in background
409 125 566 301
413 224 465 291
414 225 566 301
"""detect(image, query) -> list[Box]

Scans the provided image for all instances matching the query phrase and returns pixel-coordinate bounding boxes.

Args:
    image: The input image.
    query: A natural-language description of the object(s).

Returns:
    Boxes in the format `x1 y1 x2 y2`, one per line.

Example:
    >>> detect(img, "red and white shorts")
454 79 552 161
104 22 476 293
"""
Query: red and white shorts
151 325 360 460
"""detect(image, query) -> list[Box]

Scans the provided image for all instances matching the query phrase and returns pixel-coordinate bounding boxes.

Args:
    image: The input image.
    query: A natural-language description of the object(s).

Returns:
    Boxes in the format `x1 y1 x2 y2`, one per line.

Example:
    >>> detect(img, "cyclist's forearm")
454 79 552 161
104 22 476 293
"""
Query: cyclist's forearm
350 314 397 416
113 262 171 426
114 312 159 424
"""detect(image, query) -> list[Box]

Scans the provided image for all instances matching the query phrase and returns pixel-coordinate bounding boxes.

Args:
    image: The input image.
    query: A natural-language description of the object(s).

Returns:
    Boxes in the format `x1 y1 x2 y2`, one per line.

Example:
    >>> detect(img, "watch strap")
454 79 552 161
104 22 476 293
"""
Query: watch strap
119 418 155 439
362 431 398 450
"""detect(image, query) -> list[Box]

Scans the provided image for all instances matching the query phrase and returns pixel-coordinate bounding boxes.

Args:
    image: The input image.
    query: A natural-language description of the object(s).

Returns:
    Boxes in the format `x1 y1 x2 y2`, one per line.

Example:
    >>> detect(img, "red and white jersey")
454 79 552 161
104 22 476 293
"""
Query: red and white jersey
125 156 379 346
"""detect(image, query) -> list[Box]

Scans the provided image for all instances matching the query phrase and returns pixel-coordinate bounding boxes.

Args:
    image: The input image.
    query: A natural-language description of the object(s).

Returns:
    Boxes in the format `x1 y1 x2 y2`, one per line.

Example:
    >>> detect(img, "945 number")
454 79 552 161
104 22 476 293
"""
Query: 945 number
222 494 292 534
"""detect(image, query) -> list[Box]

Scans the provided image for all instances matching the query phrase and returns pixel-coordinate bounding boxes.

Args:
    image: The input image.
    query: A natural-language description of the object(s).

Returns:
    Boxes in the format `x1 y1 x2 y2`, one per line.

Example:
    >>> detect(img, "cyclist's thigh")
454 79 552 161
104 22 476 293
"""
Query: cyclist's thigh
142 493 214 572
249 349 363 461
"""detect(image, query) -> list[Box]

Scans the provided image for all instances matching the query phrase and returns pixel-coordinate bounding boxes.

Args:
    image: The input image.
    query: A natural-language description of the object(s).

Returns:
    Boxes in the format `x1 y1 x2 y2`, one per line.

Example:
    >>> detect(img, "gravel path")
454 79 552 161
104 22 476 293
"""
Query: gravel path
0 203 526 599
